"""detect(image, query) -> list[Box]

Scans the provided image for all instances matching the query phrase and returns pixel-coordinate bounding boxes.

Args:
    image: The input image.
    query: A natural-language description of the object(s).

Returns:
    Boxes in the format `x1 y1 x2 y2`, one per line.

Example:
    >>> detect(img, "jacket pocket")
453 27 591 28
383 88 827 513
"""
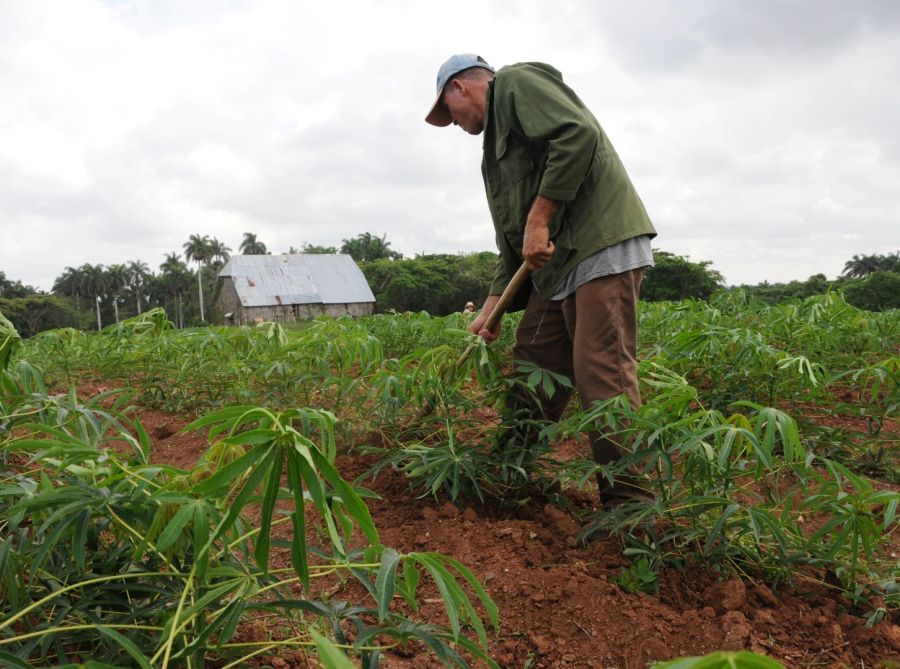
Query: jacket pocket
497 132 535 185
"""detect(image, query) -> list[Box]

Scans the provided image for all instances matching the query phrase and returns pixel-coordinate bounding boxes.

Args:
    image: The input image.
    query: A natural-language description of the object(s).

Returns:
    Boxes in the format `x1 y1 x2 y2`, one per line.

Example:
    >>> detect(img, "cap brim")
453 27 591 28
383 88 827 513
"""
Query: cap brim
425 91 452 127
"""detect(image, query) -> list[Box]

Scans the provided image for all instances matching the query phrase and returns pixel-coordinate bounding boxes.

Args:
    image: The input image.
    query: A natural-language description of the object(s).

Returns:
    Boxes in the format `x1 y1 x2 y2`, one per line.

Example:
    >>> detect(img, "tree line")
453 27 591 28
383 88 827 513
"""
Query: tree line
737 251 900 311
1 239 897 337
0 232 405 335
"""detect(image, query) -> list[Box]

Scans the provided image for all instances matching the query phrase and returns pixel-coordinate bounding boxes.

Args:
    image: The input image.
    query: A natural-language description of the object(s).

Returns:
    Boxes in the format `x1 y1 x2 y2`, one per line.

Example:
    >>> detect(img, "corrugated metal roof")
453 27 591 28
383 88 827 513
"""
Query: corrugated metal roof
218 254 376 307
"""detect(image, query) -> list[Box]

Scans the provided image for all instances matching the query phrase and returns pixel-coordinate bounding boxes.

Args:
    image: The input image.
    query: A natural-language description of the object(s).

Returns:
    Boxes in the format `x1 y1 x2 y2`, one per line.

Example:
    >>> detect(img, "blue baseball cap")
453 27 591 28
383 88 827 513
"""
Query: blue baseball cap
425 54 494 126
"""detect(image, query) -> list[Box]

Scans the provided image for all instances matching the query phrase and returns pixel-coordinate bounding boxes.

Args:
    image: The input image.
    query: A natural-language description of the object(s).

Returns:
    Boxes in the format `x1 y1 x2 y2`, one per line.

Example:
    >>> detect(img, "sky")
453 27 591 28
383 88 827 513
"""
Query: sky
2 0 899 291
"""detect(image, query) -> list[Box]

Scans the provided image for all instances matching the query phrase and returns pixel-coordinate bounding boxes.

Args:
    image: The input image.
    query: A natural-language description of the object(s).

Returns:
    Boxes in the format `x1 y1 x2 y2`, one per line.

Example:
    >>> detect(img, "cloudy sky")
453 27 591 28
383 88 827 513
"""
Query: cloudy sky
2 0 899 291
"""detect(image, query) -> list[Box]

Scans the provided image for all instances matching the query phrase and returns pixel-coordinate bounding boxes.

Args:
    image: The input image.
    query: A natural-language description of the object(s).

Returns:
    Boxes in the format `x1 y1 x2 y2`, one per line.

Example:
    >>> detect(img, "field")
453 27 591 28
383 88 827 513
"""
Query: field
0 290 898 669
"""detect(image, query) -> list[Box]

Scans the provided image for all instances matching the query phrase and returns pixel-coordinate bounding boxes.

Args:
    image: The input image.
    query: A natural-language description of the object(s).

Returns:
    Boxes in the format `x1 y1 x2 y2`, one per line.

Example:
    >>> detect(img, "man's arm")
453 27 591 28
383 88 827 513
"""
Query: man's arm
522 195 559 269
473 196 559 341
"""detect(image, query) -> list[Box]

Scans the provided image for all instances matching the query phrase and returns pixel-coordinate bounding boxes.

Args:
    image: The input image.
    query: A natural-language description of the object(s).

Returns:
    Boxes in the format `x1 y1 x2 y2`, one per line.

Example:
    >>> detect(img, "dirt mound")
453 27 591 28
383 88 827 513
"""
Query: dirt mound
130 406 898 668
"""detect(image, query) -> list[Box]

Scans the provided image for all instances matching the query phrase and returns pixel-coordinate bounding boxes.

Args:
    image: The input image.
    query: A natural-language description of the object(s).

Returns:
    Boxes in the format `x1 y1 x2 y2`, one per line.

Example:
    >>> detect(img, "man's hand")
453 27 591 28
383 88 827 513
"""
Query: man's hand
468 294 502 342
522 195 559 269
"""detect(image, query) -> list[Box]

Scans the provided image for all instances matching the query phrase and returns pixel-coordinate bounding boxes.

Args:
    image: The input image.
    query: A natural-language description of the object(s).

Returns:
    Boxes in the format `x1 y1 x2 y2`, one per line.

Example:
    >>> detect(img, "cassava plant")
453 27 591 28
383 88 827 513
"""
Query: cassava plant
553 363 898 608
0 316 500 668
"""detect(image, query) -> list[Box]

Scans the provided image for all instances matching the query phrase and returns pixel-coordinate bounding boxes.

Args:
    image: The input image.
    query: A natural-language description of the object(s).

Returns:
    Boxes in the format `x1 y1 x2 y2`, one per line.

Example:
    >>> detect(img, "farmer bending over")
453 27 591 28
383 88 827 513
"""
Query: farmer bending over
426 54 657 505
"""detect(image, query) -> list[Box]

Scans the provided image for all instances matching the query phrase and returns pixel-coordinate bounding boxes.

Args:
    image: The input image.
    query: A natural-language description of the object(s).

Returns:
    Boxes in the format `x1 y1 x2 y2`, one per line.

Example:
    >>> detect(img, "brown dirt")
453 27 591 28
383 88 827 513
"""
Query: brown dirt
64 379 900 668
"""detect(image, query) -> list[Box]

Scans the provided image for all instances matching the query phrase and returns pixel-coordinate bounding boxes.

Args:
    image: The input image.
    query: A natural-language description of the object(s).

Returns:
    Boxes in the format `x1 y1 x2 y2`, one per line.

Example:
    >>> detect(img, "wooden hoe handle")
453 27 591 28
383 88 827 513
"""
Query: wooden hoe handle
481 262 531 335
451 262 531 371
412 263 532 424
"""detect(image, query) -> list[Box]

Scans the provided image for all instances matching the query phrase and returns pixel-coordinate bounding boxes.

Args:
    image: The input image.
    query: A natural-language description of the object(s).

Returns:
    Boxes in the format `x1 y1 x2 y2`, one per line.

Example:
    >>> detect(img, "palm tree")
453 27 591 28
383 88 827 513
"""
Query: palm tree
79 263 107 331
106 264 129 324
239 232 268 255
126 260 151 315
340 232 401 262
53 266 84 310
842 254 882 278
209 237 232 272
302 242 338 254
160 253 191 329
882 251 900 272
183 234 214 322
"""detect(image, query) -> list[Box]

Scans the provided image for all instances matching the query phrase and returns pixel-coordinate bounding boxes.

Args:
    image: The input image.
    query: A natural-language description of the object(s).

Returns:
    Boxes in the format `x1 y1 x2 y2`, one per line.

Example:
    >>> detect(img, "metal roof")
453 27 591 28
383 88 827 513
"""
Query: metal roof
218 254 375 307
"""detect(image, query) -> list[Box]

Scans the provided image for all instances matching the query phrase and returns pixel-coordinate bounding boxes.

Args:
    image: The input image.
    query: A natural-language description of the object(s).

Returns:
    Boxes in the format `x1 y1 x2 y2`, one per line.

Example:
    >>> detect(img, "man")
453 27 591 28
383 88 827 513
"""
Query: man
426 54 657 504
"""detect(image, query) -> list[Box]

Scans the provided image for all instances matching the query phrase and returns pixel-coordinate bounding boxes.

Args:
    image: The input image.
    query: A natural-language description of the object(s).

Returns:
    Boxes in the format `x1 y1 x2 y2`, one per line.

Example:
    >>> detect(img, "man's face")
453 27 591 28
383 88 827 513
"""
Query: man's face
441 80 485 135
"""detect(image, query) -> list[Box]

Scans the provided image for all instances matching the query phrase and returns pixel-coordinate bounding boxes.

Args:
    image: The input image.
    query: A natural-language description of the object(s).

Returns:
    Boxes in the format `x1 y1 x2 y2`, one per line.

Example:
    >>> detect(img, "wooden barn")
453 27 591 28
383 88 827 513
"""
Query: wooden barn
215 254 375 325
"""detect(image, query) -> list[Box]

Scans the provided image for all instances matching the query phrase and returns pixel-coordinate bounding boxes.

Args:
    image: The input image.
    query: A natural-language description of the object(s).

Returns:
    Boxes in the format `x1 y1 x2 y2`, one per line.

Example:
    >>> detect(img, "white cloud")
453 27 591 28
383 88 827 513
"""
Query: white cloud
1 0 899 291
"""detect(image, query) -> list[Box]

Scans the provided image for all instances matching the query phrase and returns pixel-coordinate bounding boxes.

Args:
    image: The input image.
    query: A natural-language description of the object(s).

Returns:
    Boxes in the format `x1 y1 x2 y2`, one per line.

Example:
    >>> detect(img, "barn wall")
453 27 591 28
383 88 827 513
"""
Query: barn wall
238 302 374 325
215 280 243 324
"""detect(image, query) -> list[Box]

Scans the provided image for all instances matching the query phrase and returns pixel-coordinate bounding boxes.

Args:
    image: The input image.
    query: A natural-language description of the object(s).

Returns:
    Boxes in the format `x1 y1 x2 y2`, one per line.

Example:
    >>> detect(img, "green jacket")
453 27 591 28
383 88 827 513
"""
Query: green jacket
482 62 657 300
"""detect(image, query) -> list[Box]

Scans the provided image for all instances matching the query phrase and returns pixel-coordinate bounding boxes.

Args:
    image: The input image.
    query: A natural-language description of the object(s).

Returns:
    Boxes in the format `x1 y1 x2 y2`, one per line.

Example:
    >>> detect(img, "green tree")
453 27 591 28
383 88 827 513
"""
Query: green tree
341 232 401 262
842 251 899 278
183 234 214 322
641 251 724 301
239 232 268 255
106 263 129 324
160 253 192 328
302 242 338 254
360 252 498 315
209 237 232 271
737 274 840 305
53 266 85 311
843 271 900 312
79 263 107 331
126 259 151 315
0 295 78 337
0 271 36 298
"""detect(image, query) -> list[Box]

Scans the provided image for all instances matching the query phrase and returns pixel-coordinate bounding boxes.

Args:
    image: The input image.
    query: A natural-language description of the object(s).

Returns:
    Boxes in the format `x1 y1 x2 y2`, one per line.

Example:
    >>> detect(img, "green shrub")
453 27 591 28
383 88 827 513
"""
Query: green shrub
843 271 900 311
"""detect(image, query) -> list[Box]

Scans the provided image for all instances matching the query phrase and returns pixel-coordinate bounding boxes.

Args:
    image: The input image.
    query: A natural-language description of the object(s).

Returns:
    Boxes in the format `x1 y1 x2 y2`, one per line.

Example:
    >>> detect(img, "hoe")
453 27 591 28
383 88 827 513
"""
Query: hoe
414 261 531 423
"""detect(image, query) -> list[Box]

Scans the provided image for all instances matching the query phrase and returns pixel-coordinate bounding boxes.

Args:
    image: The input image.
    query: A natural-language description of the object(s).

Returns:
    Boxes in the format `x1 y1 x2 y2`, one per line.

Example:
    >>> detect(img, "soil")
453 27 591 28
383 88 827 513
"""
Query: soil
74 381 900 668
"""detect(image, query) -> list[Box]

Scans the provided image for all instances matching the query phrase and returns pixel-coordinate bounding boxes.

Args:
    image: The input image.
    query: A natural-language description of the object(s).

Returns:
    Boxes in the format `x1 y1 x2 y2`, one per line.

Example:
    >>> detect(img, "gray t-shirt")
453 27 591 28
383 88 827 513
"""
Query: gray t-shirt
550 235 654 300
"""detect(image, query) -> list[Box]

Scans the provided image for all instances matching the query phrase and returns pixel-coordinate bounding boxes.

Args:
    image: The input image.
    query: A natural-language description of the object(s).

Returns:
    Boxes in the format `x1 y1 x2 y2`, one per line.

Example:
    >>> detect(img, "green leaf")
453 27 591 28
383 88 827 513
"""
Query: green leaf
255 447 284 572
215 598 247 649
222 428 280 446
132 416 152 463
93 625 152 669
156 503 195 552
375 548 401 622
310 630 357 669
313 448 379 545
183 405 260 433
191 442 269 497
286 452 310 589
0 651 33 668
193 502 211 578
409 552 492 649
206 446 276 549
292 448 344 557
400 558 421 611
704 503 741 557
179 577 245 620
431 553 499 631
883 497 898 530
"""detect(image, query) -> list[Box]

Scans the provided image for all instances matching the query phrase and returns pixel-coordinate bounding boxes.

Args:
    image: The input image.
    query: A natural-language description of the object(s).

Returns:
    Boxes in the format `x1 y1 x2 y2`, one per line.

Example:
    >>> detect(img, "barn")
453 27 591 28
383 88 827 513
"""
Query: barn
216 254 376 324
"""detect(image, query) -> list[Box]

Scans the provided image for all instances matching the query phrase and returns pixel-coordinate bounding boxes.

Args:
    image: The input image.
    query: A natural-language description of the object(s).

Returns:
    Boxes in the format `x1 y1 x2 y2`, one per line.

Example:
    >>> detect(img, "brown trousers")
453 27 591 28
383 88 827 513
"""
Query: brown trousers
509 268 644 468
